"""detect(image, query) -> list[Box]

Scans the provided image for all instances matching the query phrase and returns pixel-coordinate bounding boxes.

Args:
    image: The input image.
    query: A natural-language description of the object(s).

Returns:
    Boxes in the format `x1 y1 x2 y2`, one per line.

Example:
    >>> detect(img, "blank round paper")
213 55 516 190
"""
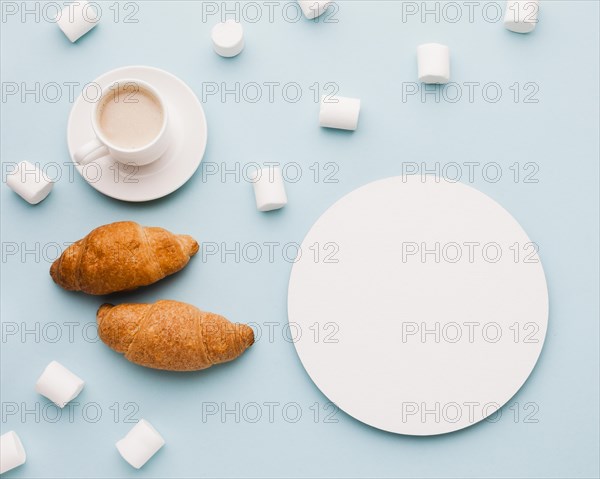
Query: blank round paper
288 176 548 435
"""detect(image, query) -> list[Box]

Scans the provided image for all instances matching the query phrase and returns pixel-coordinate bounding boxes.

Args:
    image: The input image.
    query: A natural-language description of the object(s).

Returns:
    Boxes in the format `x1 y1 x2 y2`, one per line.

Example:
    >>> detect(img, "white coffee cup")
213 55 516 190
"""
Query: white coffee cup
74 79 170 166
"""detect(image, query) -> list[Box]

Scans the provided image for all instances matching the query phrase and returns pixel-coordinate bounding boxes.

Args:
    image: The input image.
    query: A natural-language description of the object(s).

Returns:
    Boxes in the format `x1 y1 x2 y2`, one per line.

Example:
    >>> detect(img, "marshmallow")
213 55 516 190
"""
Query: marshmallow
35 361 85 408
504 0 539 33
417 43 450 84
0 431 26 475
211 20 244 57
298 0 333 19
56 1 99 43
116 419 165 469
251 167 287 212
6 161 53 205
319 96 361 131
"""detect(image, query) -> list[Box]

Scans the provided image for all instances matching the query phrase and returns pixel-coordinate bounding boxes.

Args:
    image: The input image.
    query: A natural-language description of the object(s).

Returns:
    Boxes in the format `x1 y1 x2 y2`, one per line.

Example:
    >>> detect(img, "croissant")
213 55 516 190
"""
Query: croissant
50 221 198 295
97 300 254 371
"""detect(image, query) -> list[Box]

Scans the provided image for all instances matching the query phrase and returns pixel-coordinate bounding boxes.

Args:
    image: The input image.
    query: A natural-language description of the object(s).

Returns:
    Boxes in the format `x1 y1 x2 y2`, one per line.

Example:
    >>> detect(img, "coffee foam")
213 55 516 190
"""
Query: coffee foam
97 83 164 150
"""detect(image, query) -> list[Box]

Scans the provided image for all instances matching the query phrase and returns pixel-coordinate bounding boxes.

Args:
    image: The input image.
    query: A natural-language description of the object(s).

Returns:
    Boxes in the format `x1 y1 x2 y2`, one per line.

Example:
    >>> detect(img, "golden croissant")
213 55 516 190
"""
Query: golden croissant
97 300 254 371
50 221 198 295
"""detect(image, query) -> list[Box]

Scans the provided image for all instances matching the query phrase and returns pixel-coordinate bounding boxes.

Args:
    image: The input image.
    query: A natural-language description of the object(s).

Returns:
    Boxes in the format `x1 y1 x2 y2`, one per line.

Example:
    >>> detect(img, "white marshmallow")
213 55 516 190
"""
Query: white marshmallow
298 0 333 19
56 1 99 43
251 167 287 212
116 419 165 469
504 0 539 33
35 361 85 408
417 43 450 84
0 431 26 475
6 161 53 205
211 20 244 57
319 95 361 131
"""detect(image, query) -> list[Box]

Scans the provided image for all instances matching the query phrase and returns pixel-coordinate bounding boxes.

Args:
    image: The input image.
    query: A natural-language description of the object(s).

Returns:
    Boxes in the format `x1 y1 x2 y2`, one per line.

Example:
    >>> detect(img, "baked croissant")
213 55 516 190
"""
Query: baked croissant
50 221 198 295
97 300 254 371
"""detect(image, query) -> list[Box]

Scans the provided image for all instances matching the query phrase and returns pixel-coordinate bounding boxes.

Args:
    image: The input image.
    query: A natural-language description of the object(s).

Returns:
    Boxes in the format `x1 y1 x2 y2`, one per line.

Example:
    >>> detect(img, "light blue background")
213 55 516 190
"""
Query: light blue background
1 1 599 478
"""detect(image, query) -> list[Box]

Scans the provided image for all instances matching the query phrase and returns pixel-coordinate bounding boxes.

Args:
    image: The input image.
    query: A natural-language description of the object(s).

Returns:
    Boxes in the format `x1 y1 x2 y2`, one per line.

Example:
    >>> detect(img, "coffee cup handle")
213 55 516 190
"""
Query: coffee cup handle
74 138 109 165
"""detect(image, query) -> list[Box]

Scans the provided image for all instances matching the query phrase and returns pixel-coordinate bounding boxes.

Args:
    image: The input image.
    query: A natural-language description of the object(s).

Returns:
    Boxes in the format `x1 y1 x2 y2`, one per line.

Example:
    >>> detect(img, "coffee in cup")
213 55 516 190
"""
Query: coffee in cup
74 79 171 167
96 83 164 150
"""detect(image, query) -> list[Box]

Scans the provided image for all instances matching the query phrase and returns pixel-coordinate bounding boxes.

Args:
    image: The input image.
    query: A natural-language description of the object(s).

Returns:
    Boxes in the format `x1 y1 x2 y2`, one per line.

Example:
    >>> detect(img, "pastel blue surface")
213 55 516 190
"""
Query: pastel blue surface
1 1 599 478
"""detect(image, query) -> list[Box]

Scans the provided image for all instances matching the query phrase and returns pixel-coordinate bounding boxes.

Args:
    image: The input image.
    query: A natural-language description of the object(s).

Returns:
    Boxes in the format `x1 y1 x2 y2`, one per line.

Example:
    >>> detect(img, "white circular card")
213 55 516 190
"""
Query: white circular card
288 176 548 435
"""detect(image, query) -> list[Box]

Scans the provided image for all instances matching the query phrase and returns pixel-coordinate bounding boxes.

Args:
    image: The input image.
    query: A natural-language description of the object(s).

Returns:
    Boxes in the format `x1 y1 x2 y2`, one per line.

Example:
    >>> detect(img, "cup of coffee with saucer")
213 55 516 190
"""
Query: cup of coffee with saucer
67 65 207 202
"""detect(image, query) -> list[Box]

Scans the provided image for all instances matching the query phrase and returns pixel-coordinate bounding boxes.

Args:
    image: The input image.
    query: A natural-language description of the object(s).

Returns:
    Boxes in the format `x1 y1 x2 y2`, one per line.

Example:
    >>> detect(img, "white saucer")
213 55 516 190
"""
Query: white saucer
67 66 207 202
288 176 549 436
